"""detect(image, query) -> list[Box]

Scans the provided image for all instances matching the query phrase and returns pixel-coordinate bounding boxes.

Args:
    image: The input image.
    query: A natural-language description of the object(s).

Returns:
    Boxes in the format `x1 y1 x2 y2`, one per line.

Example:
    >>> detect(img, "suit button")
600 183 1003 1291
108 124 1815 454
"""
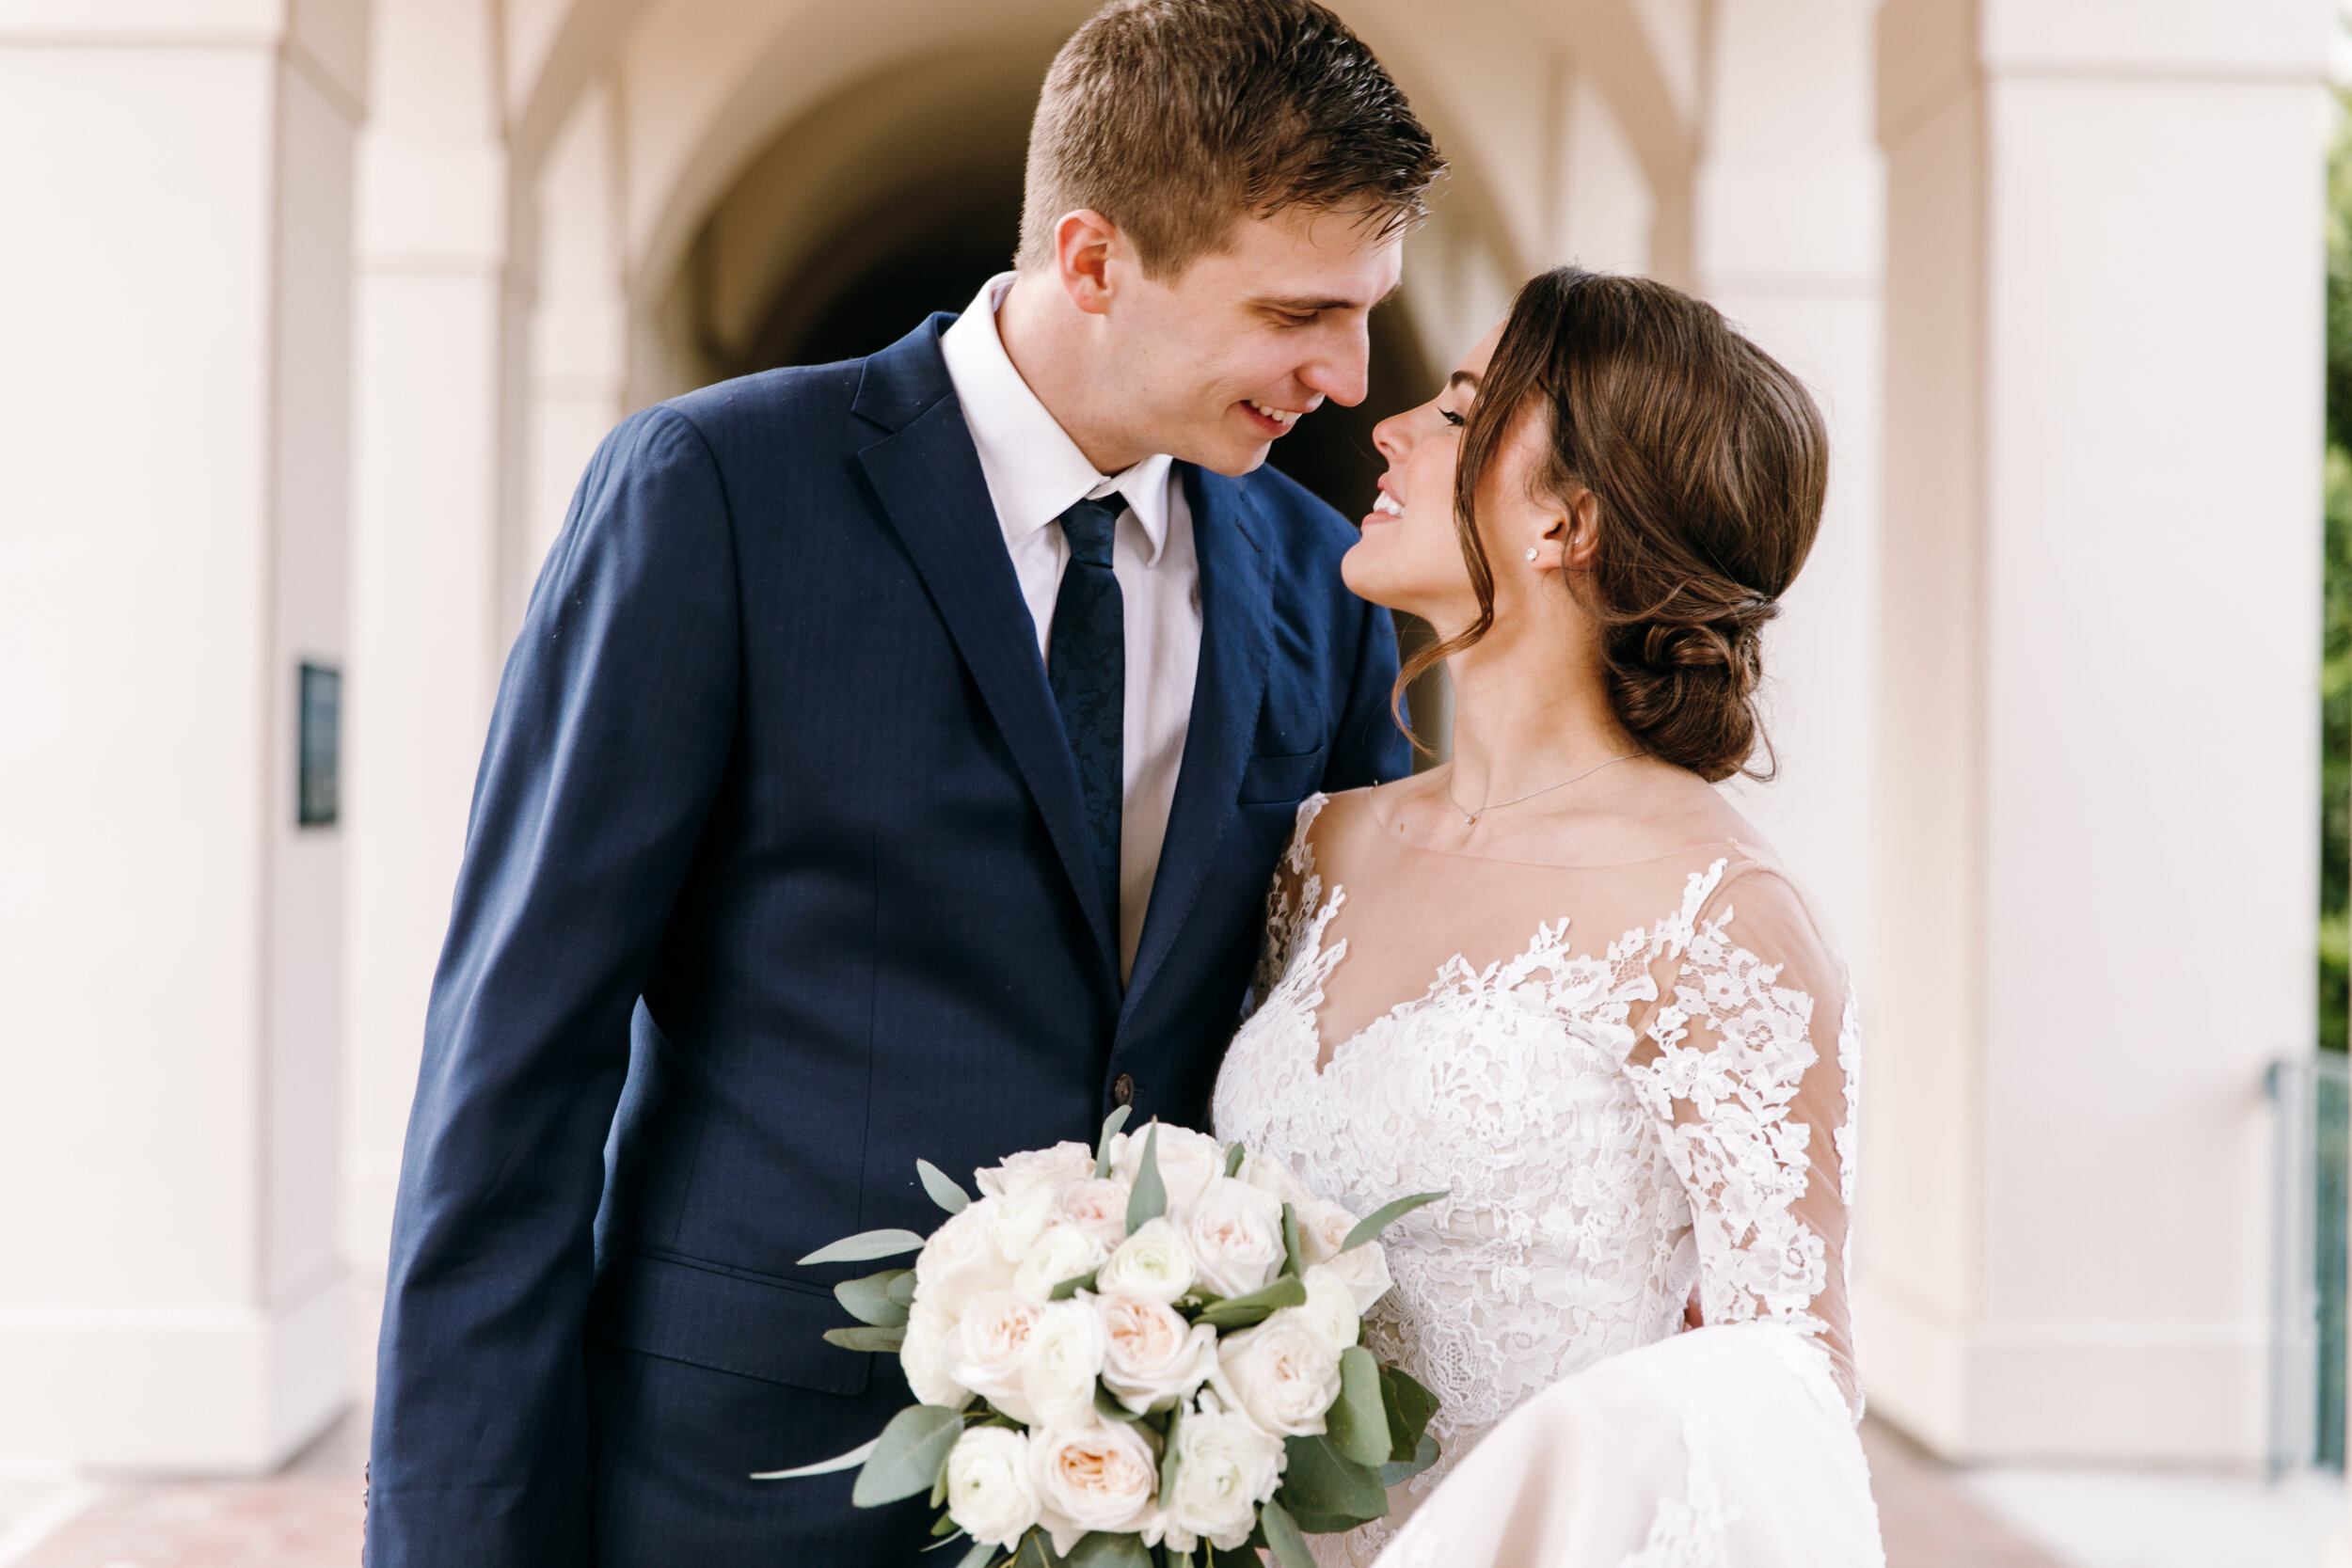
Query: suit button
1112 1074 1136 1108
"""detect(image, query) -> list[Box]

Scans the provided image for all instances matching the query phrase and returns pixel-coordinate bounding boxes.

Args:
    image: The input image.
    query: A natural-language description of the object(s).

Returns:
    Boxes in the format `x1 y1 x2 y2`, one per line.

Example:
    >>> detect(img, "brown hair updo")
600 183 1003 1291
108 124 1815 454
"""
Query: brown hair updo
1402 267 1828 782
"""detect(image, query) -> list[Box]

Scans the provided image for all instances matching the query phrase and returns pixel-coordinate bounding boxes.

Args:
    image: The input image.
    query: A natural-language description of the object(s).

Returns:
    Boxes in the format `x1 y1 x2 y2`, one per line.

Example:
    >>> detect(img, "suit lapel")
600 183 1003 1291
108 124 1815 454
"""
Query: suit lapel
1121 465 1273 1018
853 320 1118 970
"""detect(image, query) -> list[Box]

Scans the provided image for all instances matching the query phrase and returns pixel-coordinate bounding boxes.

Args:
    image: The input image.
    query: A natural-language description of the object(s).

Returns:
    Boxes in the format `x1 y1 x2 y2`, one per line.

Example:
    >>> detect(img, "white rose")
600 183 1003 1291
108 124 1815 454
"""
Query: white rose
985 1180 1063 1265
945 1426 1039 1549
1049 1178 1132 1247
1295 1265 1361 1354
1030 1421 1161 1556
944 1290 1043 1423
1297 1200 1392 1312
974 1140 1098 1200
1011 1224 1111 1300
1097 1292 1218 1414
1022 1299 1110 1430
914 1200 1018 1319
1110 1123 1226 1214
1161 1393 1287 1552
1180 1178 1286 1299
1214 1307 1343 1437
1094 1216 1196 1305
899 1300 972 1410
1237 1148 1316 1211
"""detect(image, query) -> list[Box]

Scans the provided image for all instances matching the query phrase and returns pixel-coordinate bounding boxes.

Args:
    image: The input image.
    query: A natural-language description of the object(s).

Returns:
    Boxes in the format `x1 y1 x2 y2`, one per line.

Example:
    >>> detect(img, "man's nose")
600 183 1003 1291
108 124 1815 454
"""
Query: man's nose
1298 325 1371 409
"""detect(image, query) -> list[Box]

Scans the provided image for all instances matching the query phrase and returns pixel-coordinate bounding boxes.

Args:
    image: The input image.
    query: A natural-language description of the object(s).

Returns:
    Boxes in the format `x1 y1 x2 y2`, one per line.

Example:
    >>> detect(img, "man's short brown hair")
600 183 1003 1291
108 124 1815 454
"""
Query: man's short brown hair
1018 0 1445 278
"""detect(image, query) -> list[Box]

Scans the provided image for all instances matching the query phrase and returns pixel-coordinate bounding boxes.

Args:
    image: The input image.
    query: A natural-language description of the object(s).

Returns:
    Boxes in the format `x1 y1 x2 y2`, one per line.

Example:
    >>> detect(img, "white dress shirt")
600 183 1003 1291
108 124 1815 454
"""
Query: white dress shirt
939 273 1202 980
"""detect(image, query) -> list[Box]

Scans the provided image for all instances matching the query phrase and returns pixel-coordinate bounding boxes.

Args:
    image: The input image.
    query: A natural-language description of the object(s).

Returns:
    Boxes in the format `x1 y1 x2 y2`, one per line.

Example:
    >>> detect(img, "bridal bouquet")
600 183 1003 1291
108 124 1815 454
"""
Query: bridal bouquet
759 1108 1443 1567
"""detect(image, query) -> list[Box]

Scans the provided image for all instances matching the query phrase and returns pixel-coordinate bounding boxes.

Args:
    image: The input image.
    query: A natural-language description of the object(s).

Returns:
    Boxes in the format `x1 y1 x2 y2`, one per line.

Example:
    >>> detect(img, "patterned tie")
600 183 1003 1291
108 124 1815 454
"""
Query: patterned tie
1048 496 1126 938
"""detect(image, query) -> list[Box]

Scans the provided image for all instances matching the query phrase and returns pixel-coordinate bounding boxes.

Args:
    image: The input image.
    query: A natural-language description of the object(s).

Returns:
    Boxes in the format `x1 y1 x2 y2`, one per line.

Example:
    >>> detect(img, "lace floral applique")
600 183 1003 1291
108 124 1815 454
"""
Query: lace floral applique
1616 1404 1739 1568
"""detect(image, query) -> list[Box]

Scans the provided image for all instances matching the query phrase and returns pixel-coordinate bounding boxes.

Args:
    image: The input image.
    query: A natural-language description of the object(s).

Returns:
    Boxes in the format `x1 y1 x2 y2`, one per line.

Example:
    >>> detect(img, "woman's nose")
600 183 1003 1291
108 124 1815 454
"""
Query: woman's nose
1372 409 1408 464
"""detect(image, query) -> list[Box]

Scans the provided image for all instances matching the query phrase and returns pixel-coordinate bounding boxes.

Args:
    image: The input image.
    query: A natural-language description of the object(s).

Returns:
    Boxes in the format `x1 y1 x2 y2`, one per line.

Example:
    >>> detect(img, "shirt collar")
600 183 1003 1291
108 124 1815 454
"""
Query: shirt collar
939 271 1175 565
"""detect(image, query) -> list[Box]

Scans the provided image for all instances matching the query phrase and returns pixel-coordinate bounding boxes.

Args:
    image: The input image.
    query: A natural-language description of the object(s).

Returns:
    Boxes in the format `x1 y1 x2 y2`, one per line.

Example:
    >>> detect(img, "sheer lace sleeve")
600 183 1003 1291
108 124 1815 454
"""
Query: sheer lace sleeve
1621 860 1859 1414
1253 794 1333 1001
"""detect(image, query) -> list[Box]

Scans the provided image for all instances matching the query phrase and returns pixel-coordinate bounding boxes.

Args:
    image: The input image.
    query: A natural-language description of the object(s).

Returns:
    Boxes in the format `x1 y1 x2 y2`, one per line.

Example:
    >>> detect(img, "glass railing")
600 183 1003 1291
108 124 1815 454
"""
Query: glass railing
2270 1052 2350 1473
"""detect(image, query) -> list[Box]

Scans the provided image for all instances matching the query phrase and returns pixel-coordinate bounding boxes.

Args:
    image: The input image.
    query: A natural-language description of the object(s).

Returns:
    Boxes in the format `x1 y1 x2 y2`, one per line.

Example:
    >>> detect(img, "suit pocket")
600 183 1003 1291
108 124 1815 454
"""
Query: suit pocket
587 1248 871 1398
1237 749 1326 805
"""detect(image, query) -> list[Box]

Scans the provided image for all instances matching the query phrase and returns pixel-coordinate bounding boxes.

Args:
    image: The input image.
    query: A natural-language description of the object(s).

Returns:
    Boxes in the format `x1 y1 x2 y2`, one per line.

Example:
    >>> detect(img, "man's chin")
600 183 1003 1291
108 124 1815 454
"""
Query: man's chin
1188 440 1273 479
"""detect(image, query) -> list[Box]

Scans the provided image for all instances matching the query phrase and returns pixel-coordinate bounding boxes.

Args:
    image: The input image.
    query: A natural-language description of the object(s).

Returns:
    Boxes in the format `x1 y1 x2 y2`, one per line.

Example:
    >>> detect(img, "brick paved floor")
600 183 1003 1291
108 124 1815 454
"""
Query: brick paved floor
1 1410 2098 1568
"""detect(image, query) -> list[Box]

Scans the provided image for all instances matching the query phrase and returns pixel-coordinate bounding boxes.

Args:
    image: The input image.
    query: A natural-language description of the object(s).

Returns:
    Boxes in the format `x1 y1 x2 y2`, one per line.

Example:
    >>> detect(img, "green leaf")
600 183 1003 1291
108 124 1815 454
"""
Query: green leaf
931 1510 961 1536
1189 1273 1307 1330
1065 1532 1152 1567
1168 1550 1194 1568
800 1228 930 1266
750 1433 879 1480
954 1540 999 1568
1011 1528 1066 1568
850 1403 965 1508
1125 1123 1167 1233
1378 1363 1440 1459
1325 1347 1391 1467
1259 1498 1317 1568
835 1269 914 1328
1339 1191 1447 1255
1278 1434 1388 1526
1094 1385 1144 1423
1048 1270 1098 1302
1157 1401 1184 1509
825 1324 908 1354
1378 1430 1440 1488
888 1272 920 1308
1223 1141 1247 1179
1280 1202 1304 1281
1094 1105 1133 1179
918 1159 972 1214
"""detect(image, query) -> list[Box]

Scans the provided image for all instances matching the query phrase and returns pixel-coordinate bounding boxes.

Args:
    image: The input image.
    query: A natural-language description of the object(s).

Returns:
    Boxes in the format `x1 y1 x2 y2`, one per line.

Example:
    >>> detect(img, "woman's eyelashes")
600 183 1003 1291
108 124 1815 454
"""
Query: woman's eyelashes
1438 406 1465 427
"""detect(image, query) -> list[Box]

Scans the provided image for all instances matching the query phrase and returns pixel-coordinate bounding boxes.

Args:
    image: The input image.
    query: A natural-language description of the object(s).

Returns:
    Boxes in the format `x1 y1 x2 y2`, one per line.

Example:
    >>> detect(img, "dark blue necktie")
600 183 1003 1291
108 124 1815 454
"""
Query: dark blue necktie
1048 496 1125 937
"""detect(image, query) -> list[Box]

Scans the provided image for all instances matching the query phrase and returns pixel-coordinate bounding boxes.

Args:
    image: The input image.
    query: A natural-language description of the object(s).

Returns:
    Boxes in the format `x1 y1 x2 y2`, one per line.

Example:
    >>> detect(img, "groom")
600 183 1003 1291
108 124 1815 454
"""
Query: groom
365 2 1440 1563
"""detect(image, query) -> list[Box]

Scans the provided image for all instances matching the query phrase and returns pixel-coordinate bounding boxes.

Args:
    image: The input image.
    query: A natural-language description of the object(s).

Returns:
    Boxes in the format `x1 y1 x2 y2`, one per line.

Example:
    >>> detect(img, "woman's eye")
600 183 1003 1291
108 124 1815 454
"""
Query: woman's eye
1438 407 1465 428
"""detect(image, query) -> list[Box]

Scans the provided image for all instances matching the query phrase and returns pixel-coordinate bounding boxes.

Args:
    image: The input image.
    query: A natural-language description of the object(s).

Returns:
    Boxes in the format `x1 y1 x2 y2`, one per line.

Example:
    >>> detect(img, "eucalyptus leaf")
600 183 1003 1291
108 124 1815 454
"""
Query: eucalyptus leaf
1093 1385 1144 1423
800 1228 930 1266
1125 1123 1166 1233
954 1539 999 1568
1065 1531 1152 1567
1378 1430 1441 1488
1012 1528 1066 1568
917 1159 972 1214
1223 1141 1247 1179
1379 1362 1440 1459
1094 1105 1132 1179
1338 1191 1447 1255
1157 1401 1184 1507
1168 1550 1194 1568
887 1272 920 1308
825 1324 908 1354
1277 1433 1388 1525
1049 1270 1098 1302
1258 1498 1317 1568
850 1403 965 1508
835 1270 914 1328
1280 1202 1304 1281
1324 1346 1391 1468
749 1434 879 1480
1189 1272 1307 1330
931 1511 961 1536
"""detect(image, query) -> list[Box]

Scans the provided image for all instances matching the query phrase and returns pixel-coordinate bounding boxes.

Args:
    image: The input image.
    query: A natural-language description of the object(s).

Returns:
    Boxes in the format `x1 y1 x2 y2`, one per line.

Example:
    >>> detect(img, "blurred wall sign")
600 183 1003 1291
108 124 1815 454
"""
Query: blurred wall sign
298 661 341 828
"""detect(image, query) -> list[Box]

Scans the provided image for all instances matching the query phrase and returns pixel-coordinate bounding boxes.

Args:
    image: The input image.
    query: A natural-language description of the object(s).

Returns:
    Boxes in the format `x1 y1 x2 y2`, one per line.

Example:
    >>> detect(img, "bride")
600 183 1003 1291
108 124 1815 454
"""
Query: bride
1212 268 1882 1567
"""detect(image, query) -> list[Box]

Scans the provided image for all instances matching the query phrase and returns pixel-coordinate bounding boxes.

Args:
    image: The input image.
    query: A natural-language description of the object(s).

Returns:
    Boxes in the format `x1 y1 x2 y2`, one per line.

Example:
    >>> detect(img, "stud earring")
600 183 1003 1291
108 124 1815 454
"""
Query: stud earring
1525 547 1539 562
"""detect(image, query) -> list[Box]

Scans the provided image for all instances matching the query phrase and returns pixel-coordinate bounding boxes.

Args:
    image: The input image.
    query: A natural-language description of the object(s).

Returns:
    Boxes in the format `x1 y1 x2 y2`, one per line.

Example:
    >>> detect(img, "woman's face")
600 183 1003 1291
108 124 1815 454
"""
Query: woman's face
1343 325 1552 631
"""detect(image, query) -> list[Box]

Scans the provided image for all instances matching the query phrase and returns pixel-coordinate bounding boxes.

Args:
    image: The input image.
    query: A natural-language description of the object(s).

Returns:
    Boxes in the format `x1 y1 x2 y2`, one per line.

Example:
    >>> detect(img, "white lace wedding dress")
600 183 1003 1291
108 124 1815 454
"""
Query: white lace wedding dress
1211 792 1883 1568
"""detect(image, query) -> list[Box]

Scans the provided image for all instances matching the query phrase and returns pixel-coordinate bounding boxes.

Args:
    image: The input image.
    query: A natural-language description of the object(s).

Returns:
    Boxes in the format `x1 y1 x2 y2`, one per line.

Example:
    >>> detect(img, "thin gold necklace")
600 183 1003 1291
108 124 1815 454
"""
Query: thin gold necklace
1445 752 1642 827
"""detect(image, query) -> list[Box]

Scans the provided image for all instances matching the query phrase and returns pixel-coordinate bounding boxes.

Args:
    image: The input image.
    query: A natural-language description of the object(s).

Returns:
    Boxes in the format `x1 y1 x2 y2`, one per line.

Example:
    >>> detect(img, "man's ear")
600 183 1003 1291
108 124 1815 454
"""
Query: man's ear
1055 209 1122 316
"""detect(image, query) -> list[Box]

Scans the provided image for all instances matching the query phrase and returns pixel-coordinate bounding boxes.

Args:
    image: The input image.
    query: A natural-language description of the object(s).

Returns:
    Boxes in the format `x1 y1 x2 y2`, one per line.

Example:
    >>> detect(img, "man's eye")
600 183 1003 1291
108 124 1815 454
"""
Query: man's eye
1438 407 1465 427
1275 312 1315 328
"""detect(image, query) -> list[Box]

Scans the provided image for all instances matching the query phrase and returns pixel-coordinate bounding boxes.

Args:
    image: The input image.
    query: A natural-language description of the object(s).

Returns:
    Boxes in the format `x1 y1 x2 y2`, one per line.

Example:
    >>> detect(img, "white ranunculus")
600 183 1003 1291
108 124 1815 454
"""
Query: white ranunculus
1022 1298 1110 1430
914 1199 1018 1319
944 1290 1043 1424
1011 1224 1112 1300
1161 1393 1287 1552
1049 1178 1132 1248
899 1300 972 1410
1296 1199 1393 1312
1110 1123 1226 1215
1295 1265 1361 1354
1097 1292 1218 1414
1180 1178 1287 1300
1214 1307 1343 1437
945 1426 1039 1549
1094 1216 1196 1305
1030 1421 1161 1556
985 1180 1064 1265
1237 1148 1316 1211
974 1140 1098 1201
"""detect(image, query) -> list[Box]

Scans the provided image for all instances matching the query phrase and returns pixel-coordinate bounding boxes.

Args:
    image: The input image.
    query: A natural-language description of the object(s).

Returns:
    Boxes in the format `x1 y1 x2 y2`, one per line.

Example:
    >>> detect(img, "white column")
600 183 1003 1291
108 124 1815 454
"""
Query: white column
0 0 364 1469
1694 0 1886 962
1866 0 2328 1464
344 0 512 1394
527 81 628 573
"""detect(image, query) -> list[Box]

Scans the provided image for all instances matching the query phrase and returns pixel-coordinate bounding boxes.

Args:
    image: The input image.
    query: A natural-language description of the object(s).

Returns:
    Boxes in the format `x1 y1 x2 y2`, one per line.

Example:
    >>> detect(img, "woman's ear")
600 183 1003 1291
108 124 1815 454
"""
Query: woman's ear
1560 488 1602 571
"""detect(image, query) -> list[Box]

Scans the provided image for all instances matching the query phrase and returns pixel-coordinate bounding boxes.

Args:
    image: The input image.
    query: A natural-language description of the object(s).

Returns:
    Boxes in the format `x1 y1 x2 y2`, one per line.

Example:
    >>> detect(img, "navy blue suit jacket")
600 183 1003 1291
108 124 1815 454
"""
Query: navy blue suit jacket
364 316 1408 1566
